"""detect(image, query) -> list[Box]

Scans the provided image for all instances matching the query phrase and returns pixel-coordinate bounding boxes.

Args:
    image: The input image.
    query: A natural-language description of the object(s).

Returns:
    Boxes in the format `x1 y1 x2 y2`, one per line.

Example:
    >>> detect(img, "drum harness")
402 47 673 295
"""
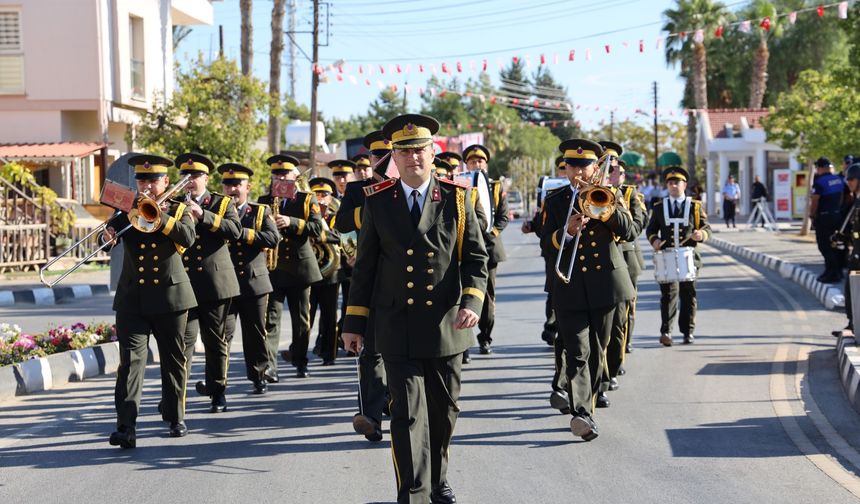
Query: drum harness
662 196 693 279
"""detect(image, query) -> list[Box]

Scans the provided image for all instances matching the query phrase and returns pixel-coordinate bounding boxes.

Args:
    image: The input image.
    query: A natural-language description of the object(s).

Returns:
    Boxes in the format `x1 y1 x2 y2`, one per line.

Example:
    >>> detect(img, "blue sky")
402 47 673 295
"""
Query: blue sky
178 0 737 131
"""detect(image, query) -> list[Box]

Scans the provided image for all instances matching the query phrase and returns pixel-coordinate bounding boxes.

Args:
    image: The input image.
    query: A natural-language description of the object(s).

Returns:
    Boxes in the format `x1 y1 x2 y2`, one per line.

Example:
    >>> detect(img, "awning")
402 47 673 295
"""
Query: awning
0 142 107 160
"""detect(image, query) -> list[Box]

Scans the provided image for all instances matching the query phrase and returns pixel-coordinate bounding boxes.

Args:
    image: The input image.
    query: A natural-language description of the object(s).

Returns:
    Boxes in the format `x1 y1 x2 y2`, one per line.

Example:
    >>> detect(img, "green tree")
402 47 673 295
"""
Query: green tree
498 60 530 123
531 66 579 140
585 119 687 174
131 56 271 196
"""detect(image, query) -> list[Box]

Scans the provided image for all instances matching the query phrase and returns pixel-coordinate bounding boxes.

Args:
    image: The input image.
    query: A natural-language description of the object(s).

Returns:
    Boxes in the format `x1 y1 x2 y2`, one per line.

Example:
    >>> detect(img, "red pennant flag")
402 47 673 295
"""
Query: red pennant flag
715 25 724 38
552 121 557 128
569 50 575 61
639 39 644 52
390 84 397 92
817 5 825 17
512 56 519 64
379 65 385 74
680 31 687 39
760 17 771 31
604 44 611 54
442 62 449 74
336 74 343 81
419 64 424 73
533 99 540 108
439 90 447 98
512 98 520 105
482 59 488 72
359 65 364 74
540 54 546 65
490 96 497 104
365 79 371 86
396 64 402 73
456 61 462 72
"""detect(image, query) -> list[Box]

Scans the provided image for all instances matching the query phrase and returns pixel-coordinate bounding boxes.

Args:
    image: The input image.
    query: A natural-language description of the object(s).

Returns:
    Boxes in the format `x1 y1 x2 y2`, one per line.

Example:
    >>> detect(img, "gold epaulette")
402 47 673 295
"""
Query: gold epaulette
438 177 470 189
363 178 398 197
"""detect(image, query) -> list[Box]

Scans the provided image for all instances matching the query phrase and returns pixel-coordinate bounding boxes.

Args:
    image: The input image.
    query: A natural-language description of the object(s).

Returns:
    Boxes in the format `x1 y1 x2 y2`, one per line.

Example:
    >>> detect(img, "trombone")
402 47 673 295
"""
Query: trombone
554 153 617 284
39 174 193 287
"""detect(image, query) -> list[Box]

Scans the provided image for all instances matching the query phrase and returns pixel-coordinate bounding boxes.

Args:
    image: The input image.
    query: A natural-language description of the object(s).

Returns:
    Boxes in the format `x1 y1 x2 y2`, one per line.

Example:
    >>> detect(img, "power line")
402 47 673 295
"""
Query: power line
337 0 571 22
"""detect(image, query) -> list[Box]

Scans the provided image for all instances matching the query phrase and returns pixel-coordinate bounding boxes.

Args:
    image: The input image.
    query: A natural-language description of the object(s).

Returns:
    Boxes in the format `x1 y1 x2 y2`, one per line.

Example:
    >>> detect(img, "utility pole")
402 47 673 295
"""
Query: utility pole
308 0 320 173
287 0 297 100
653 81 659 170
609 111 615 142
218 25 224 59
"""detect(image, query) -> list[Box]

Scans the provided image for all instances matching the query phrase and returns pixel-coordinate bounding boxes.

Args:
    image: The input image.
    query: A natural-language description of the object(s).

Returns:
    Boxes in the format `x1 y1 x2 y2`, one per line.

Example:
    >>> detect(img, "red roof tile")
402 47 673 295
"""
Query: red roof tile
0 142 106 159
704 108 770 138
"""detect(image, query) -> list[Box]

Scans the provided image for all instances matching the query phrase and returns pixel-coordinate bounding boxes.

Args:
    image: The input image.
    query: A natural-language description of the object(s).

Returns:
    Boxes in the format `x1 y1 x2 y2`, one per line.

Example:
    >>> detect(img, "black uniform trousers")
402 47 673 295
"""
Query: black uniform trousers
845 259 860 331
552 331 567 393
606 275 638 382
265 283 312 370
358 314 387 423
543 259 558 337
183 299 232 394
225 294 270 382
310 281 340 362
555 306 614 417
385 354 462 504
477 266 497 346
338 279 350 341
815 213 842 277
660 281 696 336
115 310 188 427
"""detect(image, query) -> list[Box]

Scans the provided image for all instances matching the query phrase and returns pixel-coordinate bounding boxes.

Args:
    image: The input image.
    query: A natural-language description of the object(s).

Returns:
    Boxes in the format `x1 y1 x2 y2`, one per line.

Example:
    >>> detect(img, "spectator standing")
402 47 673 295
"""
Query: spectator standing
810 157 847 283
722 175 741 228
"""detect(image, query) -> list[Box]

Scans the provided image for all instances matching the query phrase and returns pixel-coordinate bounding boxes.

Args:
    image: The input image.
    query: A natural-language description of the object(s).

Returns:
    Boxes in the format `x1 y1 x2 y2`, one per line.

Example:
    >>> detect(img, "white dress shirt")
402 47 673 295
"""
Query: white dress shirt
401 178 432 212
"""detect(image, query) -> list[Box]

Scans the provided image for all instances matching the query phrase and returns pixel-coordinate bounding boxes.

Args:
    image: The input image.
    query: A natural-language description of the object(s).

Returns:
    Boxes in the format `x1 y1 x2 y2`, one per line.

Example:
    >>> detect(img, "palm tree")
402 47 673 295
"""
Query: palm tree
746 0 785 108
268 0 287 154
240 0 253 77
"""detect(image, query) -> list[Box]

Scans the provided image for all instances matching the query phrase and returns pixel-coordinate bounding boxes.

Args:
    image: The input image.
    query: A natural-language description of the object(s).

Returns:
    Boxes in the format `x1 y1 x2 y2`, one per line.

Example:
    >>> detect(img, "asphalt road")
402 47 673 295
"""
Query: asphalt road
2 225 860 504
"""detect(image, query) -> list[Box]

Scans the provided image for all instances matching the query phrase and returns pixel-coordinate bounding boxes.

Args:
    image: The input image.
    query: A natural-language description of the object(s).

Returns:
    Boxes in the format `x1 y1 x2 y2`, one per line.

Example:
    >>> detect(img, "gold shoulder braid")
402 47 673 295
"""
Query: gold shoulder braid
210 195 231 232
255 204 265 231
456 187 466 261
693 201 701 229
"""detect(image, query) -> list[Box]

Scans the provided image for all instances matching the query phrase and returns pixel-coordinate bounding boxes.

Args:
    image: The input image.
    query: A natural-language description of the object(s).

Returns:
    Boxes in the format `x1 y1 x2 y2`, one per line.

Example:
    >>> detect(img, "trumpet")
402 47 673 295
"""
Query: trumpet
554 153 617 284
39 174 192 287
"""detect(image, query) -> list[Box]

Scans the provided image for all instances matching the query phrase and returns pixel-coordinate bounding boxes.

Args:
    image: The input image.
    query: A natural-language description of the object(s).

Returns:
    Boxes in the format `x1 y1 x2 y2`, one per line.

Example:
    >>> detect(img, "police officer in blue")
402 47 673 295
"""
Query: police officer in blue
810 157 847 283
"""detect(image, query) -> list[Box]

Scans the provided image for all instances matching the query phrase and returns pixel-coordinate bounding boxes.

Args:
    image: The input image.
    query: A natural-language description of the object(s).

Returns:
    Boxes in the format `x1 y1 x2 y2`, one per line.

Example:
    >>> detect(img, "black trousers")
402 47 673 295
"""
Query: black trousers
358 315 387 423
723 199 737 225
225 294 270 383
660 281 697 336
310 281 340 362
477 266 497 346
115 310 188 428
183 299 232 394
606 275 638 381
552 329 567 393
385 354 462 504
555 306 614 417
338 279 350 342
815 214 842 276
265 283 312 370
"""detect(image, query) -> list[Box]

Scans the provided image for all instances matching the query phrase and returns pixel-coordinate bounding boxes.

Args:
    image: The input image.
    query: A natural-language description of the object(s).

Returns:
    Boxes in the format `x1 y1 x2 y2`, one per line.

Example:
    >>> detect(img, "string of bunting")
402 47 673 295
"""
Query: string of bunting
313 1 850 79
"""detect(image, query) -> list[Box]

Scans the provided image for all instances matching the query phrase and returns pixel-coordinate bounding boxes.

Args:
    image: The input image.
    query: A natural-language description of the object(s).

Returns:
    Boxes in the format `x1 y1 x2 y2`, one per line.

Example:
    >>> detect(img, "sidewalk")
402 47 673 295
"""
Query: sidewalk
706 222 844 309
0 267 110 306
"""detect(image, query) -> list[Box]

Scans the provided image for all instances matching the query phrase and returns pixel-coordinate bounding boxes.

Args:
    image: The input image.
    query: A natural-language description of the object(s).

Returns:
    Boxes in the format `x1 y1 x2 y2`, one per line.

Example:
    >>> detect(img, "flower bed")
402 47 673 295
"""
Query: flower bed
0 322 116 366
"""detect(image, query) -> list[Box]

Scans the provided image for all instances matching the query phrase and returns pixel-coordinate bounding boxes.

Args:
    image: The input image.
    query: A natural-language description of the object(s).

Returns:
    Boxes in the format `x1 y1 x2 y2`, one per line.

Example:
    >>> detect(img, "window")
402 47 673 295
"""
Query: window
0 9 24 94
129 16 144 100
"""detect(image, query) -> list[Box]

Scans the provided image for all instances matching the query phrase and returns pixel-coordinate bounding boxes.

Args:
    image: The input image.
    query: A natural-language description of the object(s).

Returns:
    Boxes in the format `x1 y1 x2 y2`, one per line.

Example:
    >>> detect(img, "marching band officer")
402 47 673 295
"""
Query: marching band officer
645 153 711 346
540 139 636 441
336 130 391 442
342 114 488 504
437 152 463 176
434 157 454 179
108 154 198 447
175 153 242 414
259 154 324 379
308 176 342 366
351 153 375 181
218 163 280 394
330 159 355 199
597 142 647 408
463 144 508 355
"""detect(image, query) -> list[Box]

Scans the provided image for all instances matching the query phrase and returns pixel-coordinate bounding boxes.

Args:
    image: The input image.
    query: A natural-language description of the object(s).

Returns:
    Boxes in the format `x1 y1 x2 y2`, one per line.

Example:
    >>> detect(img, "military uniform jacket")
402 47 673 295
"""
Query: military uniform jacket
335 180 372 235
343 176 489 359
228 202 280 299
645 196 711 268
258 191 324 286
616 184 647 278
183 191 242 303
484 179 509 265
540 185 637 310
111 200 198 315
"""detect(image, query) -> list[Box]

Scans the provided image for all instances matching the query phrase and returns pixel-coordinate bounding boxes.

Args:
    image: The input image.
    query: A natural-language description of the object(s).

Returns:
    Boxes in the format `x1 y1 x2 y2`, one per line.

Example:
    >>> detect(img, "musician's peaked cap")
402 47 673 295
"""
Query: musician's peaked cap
363 130 392 154
129 154 173 180
217 163 253 184
383 114 440 149
175 152 214 175
559 139 603 167
662 166 689 183
598 140 623 159
463 144 490 162
328 159 356 175
266 154 300 173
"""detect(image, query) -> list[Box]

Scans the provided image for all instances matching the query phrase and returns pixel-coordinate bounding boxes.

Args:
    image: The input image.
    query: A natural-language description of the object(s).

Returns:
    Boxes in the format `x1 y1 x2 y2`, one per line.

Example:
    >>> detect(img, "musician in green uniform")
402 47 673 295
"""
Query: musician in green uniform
308 176 342 365
645 153 711 346
351 153 375 181
342 114 488 504
437 152 463 176
107 154 198 447
331 159 354 199
540 139 637 440
463 144 508 355
597 142 647 408
219 163 281 394
173 153 242 413
337 131 391 442
259 155 324 378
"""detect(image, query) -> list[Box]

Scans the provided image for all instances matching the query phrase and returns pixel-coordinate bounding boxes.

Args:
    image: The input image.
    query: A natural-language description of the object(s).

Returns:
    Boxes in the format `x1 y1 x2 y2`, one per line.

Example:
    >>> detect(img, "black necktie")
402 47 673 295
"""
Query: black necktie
673 200 680 217
410 190 421 227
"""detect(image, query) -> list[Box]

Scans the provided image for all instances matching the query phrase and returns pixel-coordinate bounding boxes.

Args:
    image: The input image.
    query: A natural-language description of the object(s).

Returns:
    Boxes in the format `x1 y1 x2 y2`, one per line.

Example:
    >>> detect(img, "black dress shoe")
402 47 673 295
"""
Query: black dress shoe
461 349 471 364
541 330 556 347
382 401 391 418
596 392 610 408
210 393 227 413
479 342 493 355
683 333 695 344
195 381 210 397
353 414 381 440
157 401 163 415
430 482 457 504
549 390 569 413
252 380 267 395
263 370 279 384
321 358 336 366
109 425 136 449
169 422 188 438
618 367 626 376
280 349 292 362
296 365 310 378
660 333 673 347
608 377 619 391
625 344 633 354
570 414 598 441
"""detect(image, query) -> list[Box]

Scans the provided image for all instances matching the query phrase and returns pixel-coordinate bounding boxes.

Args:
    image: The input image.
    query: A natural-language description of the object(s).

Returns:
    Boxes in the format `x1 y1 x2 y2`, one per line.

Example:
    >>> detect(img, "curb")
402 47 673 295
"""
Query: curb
707 236 844 310
837 336 860 415
0 284 110 306
1 335 164 400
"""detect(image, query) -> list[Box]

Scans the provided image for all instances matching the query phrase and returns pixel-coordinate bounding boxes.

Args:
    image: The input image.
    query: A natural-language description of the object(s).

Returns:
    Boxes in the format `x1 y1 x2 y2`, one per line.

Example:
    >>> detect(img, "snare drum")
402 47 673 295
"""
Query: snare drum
653 247 698 284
